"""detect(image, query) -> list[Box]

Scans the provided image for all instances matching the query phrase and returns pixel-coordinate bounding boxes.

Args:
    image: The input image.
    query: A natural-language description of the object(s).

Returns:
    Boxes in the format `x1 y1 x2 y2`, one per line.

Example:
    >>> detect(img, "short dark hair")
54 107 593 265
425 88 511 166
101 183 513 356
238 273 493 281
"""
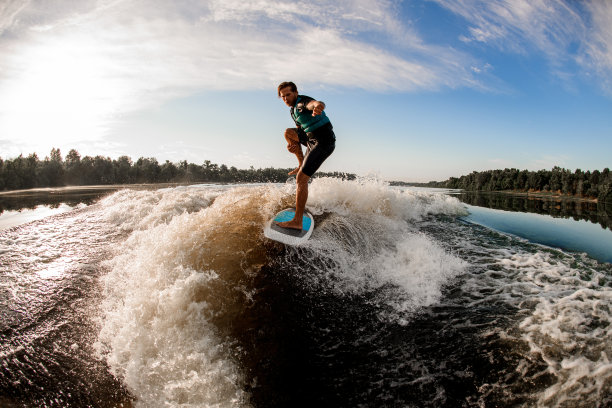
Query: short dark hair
277 81 297 97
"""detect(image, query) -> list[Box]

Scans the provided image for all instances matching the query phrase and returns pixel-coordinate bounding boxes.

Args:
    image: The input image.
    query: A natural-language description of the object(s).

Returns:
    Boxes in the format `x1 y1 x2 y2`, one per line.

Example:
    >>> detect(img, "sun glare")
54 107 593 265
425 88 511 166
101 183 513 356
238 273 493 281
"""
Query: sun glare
0 37 123 154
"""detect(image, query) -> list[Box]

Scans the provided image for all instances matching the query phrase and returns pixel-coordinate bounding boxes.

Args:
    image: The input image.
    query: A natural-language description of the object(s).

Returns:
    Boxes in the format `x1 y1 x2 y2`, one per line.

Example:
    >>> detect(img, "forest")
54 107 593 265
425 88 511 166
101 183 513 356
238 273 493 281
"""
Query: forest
421 167 612 203
2 149 611 204
0 148 355 191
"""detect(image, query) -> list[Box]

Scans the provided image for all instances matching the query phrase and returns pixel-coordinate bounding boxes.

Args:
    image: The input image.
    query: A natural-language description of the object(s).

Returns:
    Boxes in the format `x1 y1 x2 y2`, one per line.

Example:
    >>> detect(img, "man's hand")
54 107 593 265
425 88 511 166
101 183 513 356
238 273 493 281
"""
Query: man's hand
307 101 325 116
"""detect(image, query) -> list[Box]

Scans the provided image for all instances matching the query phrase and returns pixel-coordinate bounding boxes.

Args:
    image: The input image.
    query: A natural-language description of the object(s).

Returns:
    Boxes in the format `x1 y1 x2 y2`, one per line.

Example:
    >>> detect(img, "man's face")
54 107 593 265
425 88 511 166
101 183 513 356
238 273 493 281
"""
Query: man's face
279 87 298 107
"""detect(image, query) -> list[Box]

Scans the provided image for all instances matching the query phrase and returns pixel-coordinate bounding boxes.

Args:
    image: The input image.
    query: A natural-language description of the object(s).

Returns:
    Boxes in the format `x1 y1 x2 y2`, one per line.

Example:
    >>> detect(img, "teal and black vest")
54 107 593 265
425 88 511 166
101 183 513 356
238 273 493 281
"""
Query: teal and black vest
290 95 331 133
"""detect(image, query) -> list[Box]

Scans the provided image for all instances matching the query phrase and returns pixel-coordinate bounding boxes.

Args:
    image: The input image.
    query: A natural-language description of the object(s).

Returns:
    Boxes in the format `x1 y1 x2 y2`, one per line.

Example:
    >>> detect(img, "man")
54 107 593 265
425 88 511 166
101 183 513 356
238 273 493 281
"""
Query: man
276 81 336 230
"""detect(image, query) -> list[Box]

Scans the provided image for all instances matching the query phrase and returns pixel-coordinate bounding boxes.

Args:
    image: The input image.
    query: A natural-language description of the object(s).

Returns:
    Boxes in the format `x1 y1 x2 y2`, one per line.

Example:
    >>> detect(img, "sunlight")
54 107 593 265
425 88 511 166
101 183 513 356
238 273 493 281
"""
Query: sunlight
0 36 124 151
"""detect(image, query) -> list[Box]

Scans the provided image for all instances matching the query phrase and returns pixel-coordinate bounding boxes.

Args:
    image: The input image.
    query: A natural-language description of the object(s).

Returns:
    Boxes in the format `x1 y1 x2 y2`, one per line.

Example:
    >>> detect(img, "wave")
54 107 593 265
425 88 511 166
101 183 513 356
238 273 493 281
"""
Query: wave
94 178 467 407
436 219 612 407
506 252 612 407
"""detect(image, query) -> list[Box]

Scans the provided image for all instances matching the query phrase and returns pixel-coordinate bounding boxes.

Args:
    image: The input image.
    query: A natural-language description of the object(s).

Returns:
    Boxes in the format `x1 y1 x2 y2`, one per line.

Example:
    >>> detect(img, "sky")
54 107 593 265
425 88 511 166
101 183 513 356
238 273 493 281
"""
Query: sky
0 0 611 182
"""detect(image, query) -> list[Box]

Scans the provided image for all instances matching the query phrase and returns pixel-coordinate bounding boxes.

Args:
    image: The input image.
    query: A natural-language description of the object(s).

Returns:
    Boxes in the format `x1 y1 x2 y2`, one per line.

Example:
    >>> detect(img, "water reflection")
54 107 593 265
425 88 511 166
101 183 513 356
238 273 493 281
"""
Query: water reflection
0 185 196 230
451 191 612 231
0 183 204 215
0 187 122 230
463 204 612 263
0 186 121 214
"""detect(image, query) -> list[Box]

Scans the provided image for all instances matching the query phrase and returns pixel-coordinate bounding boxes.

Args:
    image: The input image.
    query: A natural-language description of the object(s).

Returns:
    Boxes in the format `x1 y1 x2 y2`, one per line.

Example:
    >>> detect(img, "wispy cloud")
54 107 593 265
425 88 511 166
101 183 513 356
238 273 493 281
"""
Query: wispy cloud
433 0 612 95
0 0 487 153
582 1 612 94
433 0 584 55
2 0 609 107
2 0 609 159
0 0 481 100
0 0 31 35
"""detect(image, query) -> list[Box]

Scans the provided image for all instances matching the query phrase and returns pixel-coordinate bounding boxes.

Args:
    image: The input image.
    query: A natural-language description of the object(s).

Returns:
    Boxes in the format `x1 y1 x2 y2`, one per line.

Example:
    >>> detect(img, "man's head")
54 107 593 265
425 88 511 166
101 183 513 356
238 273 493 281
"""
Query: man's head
278 81 298 107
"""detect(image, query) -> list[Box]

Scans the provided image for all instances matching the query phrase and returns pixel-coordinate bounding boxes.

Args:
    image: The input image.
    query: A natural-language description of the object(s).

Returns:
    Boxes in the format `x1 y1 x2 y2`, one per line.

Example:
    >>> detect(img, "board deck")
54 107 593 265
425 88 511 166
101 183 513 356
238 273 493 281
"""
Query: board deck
263 208 314 245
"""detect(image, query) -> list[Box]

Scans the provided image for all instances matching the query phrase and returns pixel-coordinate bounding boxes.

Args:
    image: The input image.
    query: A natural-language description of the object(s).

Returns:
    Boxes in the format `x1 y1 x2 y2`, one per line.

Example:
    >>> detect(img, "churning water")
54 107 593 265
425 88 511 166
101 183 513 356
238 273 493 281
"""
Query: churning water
1 179 610 407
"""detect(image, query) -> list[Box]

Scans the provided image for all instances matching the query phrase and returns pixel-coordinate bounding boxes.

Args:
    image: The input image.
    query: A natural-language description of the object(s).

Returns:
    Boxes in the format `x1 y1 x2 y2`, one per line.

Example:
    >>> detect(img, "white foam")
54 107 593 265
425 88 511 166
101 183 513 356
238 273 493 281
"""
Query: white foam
99 187 216 231
96 188 266 407
307 177 467 220
97 255 247 407
492 251 612 406
300 179 467 323
375 234 467 316
95 180 470 405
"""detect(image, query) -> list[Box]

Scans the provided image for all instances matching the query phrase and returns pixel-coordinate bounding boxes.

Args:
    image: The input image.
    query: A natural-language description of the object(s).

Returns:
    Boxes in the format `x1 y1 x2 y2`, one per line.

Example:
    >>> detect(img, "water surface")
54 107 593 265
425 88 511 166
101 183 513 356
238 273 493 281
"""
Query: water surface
1 181 610 407
463 204 612 263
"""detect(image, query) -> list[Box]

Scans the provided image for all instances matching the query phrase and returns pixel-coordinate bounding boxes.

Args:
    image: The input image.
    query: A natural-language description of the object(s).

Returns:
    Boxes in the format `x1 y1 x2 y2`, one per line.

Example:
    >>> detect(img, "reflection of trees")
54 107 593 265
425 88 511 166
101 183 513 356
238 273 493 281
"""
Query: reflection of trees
0 188 115 215
455 191 612 231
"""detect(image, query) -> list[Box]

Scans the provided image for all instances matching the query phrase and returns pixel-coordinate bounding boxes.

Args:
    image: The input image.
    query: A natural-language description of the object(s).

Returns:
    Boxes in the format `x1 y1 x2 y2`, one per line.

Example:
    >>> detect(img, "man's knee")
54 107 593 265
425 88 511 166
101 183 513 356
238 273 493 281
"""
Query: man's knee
284 128 298 142
296 171 310 186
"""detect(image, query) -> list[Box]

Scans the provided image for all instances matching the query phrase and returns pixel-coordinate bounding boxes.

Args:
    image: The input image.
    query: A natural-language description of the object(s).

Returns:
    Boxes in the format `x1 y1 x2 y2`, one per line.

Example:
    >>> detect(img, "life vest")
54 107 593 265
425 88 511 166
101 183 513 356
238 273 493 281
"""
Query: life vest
290 95 331 133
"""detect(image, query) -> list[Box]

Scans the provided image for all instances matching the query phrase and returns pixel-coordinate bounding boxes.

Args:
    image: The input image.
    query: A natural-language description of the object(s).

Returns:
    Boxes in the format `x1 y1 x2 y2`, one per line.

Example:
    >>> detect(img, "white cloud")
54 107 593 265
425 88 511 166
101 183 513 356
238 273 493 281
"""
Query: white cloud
435 0 612 95
0 0 30 35
0 0 489 155
582 1 612 94
434 0 585 55
0 0 482 96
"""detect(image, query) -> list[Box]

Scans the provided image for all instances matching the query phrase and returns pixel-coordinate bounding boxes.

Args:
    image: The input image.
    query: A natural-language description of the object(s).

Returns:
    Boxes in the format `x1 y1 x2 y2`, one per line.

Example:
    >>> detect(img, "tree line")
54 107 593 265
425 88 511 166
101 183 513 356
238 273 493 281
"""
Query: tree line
417 167 612 203
0 148 355 191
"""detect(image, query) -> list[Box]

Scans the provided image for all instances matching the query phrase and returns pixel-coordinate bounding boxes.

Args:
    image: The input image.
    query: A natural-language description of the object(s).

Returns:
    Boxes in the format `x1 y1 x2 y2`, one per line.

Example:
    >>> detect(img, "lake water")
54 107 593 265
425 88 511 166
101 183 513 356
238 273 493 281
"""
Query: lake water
464 205 612 263
1 181 610 407
449 191 612 264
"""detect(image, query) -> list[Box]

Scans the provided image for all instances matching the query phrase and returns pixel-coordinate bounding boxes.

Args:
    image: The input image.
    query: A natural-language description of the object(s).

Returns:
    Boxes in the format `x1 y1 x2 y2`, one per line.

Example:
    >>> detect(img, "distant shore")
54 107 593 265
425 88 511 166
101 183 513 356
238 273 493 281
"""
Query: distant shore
393 166 612 205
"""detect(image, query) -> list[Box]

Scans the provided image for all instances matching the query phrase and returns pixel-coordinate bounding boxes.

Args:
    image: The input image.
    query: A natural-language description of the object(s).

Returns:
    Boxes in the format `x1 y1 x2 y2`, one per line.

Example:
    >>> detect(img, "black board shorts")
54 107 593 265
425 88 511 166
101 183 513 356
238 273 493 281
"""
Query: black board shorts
296 122 336 177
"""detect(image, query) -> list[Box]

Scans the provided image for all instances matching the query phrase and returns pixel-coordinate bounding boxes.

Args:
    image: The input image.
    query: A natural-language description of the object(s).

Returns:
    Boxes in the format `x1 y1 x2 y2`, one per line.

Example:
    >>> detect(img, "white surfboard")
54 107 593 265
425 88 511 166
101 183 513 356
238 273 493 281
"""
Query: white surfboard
263 208 314 245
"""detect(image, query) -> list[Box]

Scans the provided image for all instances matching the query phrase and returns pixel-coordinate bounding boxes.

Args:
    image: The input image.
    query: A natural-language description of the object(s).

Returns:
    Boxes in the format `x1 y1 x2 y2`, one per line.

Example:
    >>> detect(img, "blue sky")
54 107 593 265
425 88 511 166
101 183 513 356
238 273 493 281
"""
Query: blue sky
0 0 611 182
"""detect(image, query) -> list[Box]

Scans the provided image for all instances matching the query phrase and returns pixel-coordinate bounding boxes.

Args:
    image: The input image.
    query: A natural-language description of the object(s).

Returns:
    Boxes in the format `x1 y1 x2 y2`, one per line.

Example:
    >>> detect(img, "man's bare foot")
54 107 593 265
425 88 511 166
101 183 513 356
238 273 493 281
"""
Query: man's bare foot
288 167 300 176
276 219 303 230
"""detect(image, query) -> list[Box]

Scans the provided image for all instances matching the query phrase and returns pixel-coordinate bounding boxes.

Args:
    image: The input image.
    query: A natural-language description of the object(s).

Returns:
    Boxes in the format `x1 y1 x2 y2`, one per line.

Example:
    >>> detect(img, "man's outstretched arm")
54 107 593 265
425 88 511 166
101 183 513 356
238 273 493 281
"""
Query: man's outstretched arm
306 100 325 116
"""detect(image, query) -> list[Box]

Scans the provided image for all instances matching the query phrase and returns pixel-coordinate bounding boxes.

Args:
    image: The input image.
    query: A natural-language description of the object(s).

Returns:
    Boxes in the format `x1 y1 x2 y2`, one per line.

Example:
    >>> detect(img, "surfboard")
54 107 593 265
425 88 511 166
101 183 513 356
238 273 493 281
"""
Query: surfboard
263 208 314 245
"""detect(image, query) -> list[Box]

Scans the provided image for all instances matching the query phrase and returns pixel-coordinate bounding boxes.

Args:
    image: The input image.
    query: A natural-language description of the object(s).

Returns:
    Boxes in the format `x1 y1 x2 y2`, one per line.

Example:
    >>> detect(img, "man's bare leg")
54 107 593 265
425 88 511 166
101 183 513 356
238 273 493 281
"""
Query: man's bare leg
276 170 309 230
284 128 303 175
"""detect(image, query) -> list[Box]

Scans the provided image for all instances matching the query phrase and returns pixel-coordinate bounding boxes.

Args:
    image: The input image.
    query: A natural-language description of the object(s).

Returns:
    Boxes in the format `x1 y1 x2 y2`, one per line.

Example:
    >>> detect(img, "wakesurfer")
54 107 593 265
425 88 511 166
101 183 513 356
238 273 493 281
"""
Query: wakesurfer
276 81 336 230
